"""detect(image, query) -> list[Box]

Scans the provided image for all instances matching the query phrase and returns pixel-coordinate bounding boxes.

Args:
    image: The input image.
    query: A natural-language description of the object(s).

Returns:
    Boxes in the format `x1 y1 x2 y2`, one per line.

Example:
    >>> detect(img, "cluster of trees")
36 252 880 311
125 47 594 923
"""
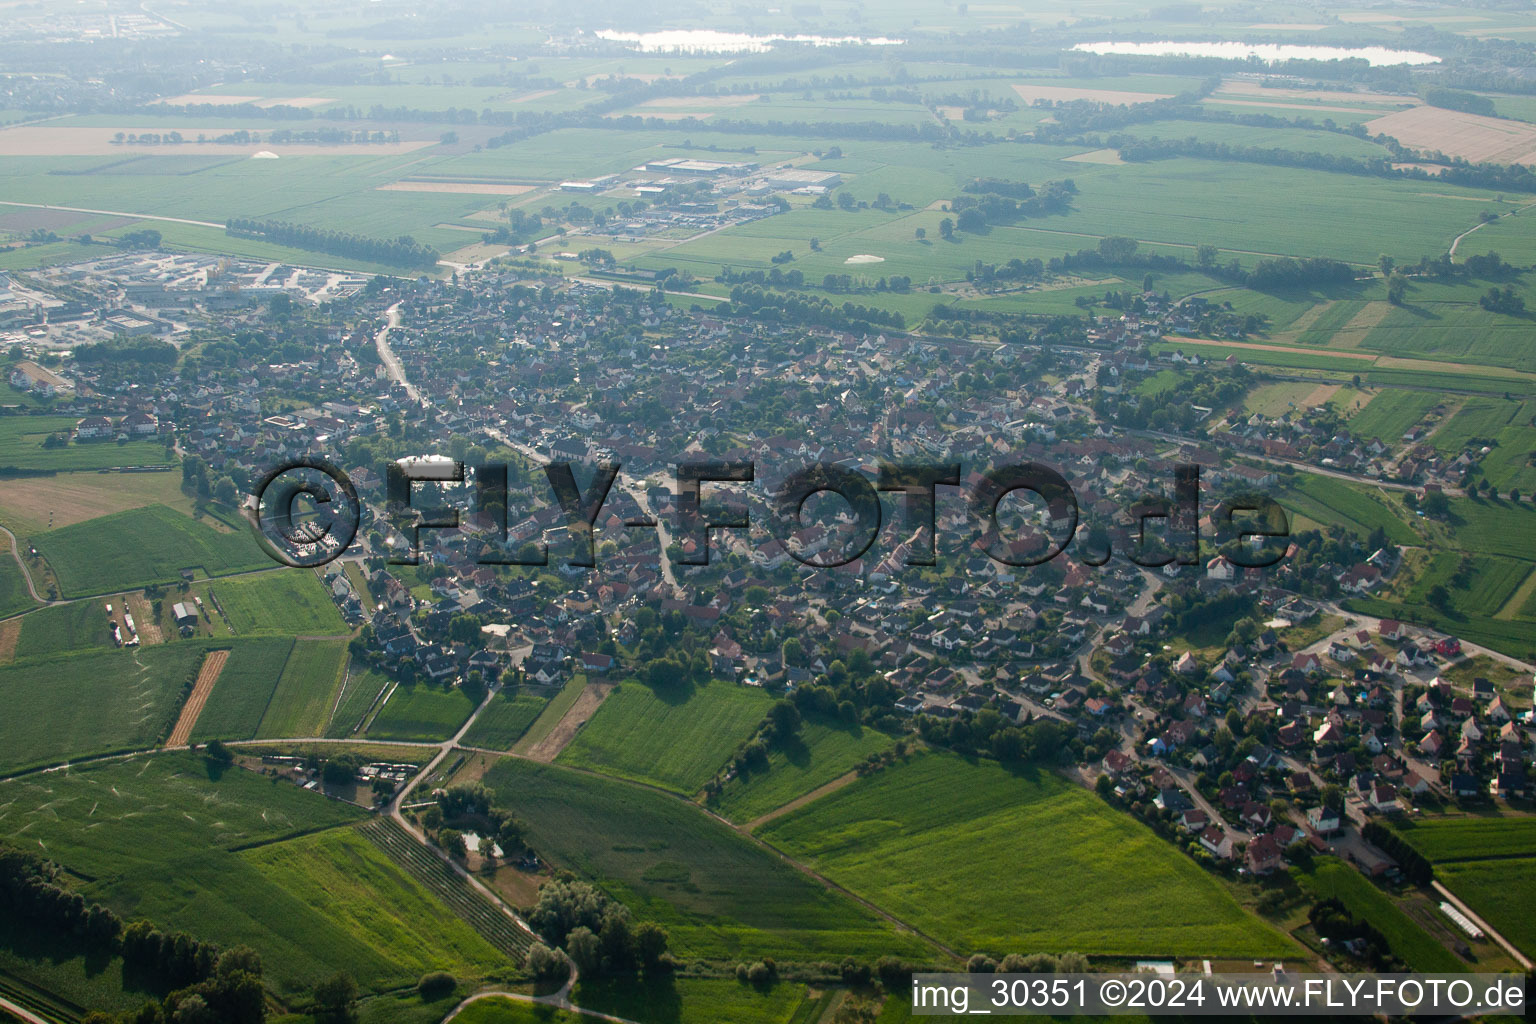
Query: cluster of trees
72 337 178 364
424 783 529 863
723 284 906 332
1308 897 1396 969
950 179 1076 231
486 207 543 245
527 879 671 978
917 709 1071 765
1422 87 1497 116
965 951 1090 974
1 844 121 951
965 256 1047 287
717 265 806 289
1479 284 1526 314
1362 822 1434 886
1 845 270 1024
225 218 440 269
117 229 163 250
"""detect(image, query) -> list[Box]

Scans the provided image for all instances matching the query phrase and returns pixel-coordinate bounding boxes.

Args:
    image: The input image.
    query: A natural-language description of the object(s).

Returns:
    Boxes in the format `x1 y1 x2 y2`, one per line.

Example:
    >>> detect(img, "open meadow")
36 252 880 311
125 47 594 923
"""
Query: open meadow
555 679 773 794
481 758 935 963
715 716 898 824
759 752 1296 958
32 504 268 596
203 568 348 636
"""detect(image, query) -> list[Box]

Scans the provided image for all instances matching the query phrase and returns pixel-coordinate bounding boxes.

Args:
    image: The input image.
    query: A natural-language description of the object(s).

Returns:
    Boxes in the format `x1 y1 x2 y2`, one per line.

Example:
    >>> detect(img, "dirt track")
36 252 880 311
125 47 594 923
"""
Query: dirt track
744 769 862 831
523 681 613 762
166 648 229 746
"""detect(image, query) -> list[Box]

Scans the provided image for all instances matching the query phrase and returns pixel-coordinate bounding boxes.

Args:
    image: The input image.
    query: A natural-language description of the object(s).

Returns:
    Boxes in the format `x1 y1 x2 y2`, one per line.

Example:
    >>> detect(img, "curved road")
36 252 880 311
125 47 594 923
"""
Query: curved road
373 301 420 405
0 524 47 605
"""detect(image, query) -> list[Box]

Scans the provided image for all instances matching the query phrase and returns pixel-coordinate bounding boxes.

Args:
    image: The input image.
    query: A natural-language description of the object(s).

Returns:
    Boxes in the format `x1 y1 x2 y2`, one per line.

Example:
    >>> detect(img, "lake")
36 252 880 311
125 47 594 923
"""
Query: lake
1071 40 1441 67
594 29 904 53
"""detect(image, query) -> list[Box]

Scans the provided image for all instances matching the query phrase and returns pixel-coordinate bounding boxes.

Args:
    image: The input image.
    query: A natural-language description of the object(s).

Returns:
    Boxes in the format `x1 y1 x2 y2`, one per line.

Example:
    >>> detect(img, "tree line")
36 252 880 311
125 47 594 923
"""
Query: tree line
1 842 268 1023
723 284 906 332
225 218 440 269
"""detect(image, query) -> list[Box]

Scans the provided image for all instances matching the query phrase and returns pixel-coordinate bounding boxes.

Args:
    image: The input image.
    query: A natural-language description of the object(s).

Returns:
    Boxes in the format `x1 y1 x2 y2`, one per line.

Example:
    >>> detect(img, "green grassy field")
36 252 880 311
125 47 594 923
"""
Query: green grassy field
255 637 350 738
13 599 110 657
1295 859 1462 972
241 826 511 991
572 976 813 1024
556 680 773 794
188 637 295 742
480 758 934 963
1348 390 1443 442
461 691 547 749
1276 475 1423 546
1391 815 1536 863
1435 858 1536 956
716 716 898 824
0 644 204 772
205 569 348 635
33 504 269 596
326 664 394 738
0 556 34 619
0 417 171 471
366 680 478 742
0 751 383 992
760 752 1296 958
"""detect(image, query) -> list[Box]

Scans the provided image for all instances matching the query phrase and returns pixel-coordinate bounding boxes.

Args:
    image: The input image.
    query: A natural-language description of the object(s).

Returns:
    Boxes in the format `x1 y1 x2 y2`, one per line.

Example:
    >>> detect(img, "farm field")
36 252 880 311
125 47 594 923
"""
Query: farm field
1391 815 1536 863
241 826 512 991
13 598 110 658
0 557 33 620
1295 860 1462 972
187 637 295 741
511 674 589 753
254 637 350 738
204 568 348 636
0 468 192 533
1434 858 1536 956
460 691 547 749
1276 475 1423 546
365 680 479 742
555 680 774 794
0 416 171 471
32 504 268 596
0 644 204 772
480 758 934 962
0 751 366 1006
715 716 899 824
759 752 1297 957
327 664 395 738
1348 390 1444 441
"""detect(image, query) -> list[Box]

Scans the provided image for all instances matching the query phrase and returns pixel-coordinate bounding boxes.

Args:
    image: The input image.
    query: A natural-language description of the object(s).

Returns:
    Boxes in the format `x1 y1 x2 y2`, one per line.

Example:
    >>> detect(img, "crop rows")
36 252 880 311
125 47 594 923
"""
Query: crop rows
359 817 534 961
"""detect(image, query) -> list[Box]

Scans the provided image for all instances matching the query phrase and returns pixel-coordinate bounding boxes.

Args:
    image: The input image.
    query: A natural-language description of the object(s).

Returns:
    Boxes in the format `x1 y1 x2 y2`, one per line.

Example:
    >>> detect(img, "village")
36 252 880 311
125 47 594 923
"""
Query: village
1 247 1531 911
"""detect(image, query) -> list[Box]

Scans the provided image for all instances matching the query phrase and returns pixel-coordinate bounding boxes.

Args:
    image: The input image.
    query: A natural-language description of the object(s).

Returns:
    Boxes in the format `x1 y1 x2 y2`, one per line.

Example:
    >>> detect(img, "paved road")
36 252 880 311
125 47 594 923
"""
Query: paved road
0 199 223 229
373 301 419 404
0 994 52 1024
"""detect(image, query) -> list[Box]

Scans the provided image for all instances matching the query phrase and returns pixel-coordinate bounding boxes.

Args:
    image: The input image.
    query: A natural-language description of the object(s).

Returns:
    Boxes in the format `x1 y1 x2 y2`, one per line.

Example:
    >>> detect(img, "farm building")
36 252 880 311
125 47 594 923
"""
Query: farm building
171 602 199 629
